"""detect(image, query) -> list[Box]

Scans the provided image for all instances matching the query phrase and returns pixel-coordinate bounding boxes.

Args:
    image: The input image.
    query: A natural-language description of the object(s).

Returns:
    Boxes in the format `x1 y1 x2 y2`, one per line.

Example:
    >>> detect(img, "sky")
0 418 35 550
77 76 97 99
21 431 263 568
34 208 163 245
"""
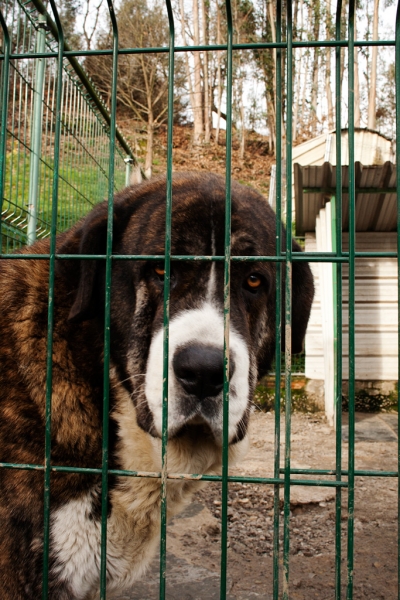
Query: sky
74 0 397 137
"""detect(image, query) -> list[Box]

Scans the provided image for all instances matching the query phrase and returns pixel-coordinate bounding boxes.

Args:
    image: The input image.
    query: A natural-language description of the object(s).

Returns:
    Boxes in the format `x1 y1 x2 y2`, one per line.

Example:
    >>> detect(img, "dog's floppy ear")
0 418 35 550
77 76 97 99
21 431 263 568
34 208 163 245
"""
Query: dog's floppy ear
282 238 314 354
70 206 109 322
256 232 314 378
59 202 110 323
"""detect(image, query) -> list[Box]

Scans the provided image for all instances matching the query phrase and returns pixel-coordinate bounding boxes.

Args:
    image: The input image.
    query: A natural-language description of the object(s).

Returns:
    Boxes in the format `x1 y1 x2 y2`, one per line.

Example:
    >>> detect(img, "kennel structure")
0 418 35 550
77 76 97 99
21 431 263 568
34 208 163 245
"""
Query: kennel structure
268 129 395 217
1 1 400 600
294 161 398 425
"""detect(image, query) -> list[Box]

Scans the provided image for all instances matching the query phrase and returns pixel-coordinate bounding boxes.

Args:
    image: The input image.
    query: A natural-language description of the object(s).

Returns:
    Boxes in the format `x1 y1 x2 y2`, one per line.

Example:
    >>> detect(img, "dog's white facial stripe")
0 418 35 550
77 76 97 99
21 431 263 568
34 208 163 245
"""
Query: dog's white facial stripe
206 262 216 302
144 302 250 442
206 228 217 302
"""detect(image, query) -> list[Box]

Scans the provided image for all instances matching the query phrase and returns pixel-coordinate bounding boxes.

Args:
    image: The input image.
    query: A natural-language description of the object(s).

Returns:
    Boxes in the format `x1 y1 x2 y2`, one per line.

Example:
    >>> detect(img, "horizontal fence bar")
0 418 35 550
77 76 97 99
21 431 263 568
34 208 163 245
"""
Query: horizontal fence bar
285 469 398 478
303 187 397 195
2 38 396 62
0 462 350 486
1 461 396 479
1 253 397 261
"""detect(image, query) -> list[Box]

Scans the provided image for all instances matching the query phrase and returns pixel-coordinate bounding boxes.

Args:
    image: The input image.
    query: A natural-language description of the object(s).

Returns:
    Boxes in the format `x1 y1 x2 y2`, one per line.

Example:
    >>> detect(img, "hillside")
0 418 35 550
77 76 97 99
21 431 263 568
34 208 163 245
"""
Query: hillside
120 125 275 199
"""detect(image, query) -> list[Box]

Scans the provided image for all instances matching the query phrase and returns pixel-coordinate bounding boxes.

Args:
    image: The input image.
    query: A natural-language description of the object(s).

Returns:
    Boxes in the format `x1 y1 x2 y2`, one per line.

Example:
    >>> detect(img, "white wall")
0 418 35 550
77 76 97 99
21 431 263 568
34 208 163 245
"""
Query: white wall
305 230 398 383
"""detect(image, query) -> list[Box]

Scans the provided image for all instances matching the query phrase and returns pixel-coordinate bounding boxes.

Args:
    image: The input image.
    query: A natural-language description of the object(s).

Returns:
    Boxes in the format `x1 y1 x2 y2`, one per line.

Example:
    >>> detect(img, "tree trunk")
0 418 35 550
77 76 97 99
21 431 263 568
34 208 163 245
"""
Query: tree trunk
179 0 203 145
239 76 246 160
300 48 310 137
215 1 222 145
268 0 277 112
352 9 361 128
201 0 210 143
310 1 320 134
267 0 277 156
233 0 246 159
145 112 154 178
325 0 334 130
354 46 361 127
368 0 379 130
179 0 196 125
192 0 204 145
292 0 304 141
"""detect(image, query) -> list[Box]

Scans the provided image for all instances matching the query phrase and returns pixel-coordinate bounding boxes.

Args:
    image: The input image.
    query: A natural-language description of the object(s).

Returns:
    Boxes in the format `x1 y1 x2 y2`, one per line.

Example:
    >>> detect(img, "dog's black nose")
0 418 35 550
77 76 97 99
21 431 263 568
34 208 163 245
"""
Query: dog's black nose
173 345 235 400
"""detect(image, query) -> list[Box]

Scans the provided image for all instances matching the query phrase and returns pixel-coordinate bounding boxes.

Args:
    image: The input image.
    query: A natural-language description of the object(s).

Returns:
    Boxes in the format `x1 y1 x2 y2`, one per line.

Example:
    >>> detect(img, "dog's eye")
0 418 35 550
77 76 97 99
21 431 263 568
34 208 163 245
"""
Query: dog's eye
154 266 165 279
246 274 262 289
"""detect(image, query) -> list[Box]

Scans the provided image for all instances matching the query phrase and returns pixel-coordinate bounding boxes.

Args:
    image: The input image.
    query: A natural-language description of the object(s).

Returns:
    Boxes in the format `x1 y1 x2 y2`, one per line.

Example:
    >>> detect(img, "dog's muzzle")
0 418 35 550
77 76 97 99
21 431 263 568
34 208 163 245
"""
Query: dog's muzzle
143 304 250 441
173 344 235 400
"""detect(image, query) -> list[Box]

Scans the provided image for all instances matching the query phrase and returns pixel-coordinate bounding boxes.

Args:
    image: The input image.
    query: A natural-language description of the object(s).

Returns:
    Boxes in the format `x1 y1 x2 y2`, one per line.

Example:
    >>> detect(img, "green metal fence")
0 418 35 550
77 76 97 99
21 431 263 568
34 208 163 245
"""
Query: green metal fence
0 1 399 599
0 0 136 252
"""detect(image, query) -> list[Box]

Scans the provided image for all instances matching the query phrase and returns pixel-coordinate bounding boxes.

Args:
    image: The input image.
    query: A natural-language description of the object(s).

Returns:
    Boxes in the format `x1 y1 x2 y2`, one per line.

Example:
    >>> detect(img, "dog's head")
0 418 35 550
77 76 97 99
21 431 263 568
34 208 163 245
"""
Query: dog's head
61 173 314 446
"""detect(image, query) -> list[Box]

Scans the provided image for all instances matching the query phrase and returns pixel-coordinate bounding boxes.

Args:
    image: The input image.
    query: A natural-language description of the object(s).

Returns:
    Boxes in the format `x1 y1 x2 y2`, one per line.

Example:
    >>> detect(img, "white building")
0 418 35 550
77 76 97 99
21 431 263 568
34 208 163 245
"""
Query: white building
269 128 394 217
294 159 397 425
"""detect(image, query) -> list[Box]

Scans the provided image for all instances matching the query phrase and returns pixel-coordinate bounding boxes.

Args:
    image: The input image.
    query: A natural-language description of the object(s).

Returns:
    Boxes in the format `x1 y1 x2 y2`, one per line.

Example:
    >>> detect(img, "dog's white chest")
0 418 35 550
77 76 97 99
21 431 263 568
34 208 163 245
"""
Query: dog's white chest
51 495 101 598
50 491 158 599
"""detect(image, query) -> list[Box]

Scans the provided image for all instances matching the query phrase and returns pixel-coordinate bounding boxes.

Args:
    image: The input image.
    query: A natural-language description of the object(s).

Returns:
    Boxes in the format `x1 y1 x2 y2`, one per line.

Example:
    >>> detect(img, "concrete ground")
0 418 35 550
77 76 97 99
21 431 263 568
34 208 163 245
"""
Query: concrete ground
342 412 397 442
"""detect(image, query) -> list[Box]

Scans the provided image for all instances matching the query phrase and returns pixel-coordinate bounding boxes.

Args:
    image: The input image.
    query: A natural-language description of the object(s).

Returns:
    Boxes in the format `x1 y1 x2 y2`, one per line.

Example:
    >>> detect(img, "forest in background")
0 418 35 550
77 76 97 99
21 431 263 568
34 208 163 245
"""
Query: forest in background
54 0 396 179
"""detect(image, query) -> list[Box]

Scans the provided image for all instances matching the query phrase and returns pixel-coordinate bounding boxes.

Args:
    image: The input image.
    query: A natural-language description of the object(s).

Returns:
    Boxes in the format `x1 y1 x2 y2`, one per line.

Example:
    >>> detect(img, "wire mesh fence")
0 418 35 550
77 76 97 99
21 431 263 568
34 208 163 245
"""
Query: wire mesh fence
0 1 399 600
0 0 136 253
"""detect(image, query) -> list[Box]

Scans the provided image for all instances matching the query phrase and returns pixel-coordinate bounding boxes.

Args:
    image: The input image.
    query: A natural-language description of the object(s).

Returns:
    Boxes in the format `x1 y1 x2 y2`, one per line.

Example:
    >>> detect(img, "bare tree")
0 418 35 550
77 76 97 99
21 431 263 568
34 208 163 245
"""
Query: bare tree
179 0 197 135
82 0 104 50
292 0 304 142
201 0 211 143
85 0 174 177
310 0 321 134
352 9 361 128
325 0 334 130
367 0 379 129
192 0 204 144
214 0 223 145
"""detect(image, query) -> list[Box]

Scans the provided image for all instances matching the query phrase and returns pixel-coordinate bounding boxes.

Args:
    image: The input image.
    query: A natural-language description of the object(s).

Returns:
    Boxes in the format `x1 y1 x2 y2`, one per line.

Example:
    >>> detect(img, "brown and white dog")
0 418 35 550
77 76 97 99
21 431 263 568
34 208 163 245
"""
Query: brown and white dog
0 172 313 599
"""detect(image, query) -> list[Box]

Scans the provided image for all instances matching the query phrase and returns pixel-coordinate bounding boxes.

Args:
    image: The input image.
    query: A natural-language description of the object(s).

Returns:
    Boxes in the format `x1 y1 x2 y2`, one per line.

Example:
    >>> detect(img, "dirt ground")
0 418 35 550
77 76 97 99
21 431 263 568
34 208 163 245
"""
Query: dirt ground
110 410 398 600
122 124 275 200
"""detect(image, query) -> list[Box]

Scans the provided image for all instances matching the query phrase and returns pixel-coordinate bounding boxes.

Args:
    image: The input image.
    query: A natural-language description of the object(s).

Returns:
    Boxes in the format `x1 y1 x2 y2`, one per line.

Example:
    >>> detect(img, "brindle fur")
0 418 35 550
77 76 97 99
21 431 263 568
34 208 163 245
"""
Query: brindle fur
0 173 314 598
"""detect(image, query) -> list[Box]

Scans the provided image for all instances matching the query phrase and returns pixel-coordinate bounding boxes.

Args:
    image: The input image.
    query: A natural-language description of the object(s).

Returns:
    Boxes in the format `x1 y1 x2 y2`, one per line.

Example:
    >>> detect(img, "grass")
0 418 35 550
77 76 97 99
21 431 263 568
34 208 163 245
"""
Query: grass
342 389 398 413
254 377 399 414
254 376 322 414
2 146 126 250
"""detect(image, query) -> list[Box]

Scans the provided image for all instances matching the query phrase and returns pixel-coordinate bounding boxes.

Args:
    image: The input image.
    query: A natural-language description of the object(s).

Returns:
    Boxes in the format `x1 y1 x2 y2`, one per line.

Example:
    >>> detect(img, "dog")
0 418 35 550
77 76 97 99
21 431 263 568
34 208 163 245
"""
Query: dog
0 172 313 599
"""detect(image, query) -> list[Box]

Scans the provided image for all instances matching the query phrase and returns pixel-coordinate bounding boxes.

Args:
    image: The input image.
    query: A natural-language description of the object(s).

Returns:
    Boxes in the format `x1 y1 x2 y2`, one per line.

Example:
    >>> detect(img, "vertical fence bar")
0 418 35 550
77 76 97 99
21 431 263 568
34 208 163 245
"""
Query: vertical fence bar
99 2 119 598
42 1 64 597
395 3 400 598
347 1 356 598
16 9 27 238
27 14 47 245
220 0 233 598
334 2 343 597
0 9 10 253
282 2 293 598
273 1 282 597
159 1 175 598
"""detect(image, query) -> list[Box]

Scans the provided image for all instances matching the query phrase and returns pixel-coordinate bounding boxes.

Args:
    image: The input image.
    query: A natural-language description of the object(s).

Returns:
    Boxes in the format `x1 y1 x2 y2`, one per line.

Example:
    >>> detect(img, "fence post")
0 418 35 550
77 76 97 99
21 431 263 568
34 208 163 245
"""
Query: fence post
0 10 10 254
124 156 133 186
27 14 47 245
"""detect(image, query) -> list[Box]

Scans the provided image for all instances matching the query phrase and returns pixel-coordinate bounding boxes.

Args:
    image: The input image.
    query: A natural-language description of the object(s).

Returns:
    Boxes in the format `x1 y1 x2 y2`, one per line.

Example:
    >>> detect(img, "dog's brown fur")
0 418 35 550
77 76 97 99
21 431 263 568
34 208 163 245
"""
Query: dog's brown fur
0 173 314 598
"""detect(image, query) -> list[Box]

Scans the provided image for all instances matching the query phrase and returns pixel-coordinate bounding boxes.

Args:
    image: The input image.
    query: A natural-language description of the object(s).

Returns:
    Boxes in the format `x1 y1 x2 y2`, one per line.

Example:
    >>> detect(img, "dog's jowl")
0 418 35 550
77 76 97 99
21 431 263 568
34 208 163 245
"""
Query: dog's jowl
0 172 314 599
